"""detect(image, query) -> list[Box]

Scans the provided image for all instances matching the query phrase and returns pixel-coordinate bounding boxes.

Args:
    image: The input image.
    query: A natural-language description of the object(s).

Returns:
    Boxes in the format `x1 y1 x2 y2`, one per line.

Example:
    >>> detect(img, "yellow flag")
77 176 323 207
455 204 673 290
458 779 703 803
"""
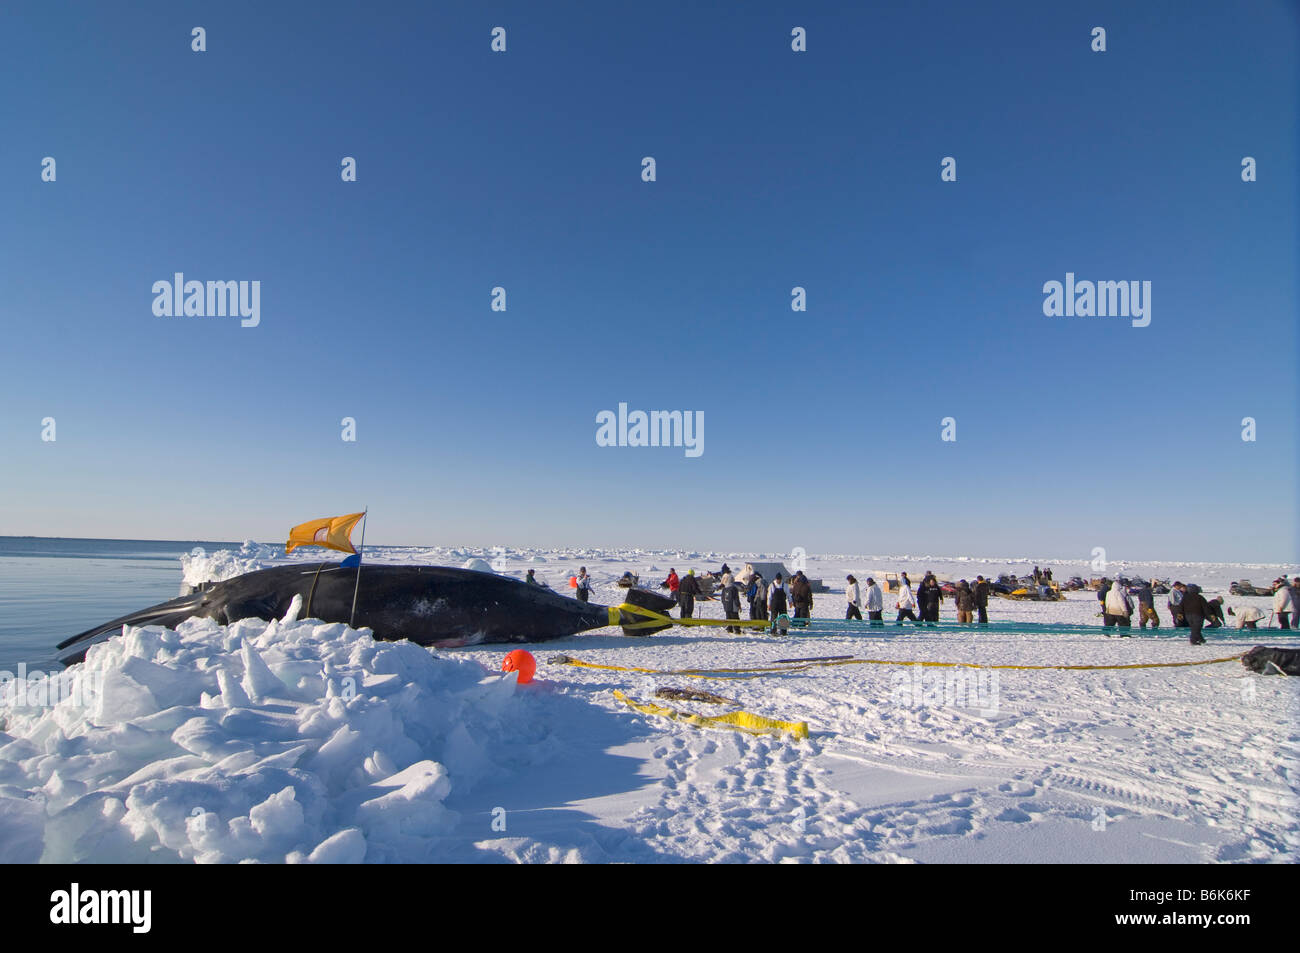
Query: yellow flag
286 512 365 554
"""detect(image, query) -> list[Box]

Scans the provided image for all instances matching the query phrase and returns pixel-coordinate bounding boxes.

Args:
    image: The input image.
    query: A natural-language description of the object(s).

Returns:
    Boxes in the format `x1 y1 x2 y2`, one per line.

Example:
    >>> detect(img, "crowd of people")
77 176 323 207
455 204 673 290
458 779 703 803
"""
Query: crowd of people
875 572 991 625
1096 578 1221 644
657 565 993 634
1093 575 1300 644
554 563 1300 644
660 564 817 631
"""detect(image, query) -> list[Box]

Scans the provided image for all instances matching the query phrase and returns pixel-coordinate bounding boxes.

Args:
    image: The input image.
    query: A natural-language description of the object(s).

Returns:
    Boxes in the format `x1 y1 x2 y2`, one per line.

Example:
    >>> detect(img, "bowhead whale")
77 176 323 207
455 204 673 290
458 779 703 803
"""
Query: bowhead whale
55 563 679 666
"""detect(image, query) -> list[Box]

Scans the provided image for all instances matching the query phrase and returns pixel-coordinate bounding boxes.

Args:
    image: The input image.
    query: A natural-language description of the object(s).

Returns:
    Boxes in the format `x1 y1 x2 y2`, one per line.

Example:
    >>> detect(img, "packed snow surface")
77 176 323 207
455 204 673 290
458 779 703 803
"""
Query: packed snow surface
2 546 1296 863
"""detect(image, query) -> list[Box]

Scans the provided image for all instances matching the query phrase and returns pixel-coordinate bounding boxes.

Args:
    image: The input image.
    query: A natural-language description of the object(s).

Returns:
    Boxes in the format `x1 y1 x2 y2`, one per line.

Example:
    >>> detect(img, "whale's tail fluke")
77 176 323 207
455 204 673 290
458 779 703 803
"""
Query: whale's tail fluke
617 587 680 636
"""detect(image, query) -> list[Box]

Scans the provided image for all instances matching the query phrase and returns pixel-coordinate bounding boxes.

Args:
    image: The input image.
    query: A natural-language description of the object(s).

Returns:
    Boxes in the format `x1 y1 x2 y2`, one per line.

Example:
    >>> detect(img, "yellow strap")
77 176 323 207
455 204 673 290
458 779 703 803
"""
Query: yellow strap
554 653 1246 679
610 602 772 631
612 690 809 739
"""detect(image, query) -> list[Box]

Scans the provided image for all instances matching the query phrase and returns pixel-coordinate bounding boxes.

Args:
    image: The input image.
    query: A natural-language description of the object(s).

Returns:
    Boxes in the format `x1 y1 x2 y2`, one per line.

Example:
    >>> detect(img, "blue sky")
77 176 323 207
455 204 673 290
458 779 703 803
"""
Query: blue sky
1 0 1296 562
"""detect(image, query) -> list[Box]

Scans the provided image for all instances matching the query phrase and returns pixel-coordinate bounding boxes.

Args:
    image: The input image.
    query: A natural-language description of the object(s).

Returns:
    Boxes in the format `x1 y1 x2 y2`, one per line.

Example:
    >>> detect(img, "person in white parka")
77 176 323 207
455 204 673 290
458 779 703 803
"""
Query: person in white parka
864 577 884 622
895 573 918 624
845 575 862 621
1273 578 1296 629
1104 580 1133 632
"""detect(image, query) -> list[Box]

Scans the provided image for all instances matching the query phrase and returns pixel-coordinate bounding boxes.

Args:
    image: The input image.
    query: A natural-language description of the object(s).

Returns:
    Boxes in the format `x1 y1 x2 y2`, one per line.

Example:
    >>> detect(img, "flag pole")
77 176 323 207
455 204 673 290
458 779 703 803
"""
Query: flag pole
349 507 367 627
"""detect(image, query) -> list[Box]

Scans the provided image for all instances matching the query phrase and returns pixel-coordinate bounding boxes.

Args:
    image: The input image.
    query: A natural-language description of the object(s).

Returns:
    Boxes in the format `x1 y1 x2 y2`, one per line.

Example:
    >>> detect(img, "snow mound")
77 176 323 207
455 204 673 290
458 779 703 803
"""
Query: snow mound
181 541 284 588
0 611 543 863
462 558 495 573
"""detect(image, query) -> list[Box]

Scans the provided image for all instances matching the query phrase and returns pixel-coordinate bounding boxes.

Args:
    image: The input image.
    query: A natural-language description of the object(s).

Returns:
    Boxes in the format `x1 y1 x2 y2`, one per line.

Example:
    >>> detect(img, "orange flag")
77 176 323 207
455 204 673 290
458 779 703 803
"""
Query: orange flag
286 512 365 554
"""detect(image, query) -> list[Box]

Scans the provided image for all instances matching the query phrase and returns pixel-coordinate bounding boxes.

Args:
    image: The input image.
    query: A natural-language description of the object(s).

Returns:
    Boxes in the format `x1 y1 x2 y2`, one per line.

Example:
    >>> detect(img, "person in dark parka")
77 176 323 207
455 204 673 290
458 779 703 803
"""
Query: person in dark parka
719 572 742 633
955 580 975 623
973 575 990 624
1135 581 1159 628
791 571 813 619
1169 582 1188 627
1181 583 1209 645
748 572 768 621
677 570 700 619
918 574 943 623
768 573 789 628
1205 596 1226 628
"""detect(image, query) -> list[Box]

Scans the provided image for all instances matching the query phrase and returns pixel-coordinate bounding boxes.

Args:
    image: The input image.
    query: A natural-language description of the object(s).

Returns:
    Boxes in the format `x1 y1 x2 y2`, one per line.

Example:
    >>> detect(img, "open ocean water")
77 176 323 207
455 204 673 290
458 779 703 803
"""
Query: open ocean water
0 537 246 673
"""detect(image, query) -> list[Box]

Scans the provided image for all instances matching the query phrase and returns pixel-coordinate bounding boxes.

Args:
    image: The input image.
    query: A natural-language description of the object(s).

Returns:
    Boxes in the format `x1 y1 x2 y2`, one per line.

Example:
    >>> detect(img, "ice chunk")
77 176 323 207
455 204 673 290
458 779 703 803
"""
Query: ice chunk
363 749 397 780
94 668 159 723
351 761 455 840
217 669 251 708
299 827 366 864
0 794 45 863
250 786 305 841
240 642 284 703
172 717 254 762
119 657 202 710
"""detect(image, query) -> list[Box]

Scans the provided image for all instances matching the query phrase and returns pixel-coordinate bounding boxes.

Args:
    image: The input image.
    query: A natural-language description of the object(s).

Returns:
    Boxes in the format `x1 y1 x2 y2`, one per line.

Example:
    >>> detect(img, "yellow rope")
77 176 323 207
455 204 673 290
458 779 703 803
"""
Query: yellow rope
551 653 1247 679
610 602 771 631
612 690 810 739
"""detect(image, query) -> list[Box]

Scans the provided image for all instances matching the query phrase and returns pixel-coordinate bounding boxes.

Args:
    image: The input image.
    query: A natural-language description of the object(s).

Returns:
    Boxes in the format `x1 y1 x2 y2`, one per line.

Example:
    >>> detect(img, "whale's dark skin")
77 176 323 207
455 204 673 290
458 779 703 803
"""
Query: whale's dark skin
54 563 676 666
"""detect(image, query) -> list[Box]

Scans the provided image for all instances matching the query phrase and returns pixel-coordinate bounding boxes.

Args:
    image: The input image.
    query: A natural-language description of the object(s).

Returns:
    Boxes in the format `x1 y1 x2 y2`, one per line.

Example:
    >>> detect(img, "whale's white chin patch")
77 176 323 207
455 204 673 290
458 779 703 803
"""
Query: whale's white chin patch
430 631 486 649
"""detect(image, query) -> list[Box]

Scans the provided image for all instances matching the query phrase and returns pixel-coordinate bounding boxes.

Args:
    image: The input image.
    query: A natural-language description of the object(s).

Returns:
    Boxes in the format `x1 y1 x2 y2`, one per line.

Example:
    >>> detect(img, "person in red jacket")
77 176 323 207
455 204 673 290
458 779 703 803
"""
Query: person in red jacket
662 569 679 594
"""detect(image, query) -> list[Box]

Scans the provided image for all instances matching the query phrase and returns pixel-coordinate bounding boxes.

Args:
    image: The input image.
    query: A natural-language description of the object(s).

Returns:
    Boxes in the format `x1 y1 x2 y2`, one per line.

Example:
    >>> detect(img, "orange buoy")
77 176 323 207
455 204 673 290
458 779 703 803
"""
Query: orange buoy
569 575 578 588
501 649 537 684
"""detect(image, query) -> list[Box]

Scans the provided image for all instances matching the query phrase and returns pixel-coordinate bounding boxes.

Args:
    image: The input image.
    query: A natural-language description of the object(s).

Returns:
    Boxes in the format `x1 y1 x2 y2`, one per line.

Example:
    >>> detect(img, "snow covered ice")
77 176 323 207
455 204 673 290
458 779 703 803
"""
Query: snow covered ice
0 597 547 863
1 546 1296 863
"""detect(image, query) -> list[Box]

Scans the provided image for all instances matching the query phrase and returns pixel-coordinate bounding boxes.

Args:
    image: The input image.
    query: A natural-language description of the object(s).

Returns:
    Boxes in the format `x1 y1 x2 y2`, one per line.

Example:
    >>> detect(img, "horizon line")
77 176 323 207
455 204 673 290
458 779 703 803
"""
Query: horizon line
1 535 1293 569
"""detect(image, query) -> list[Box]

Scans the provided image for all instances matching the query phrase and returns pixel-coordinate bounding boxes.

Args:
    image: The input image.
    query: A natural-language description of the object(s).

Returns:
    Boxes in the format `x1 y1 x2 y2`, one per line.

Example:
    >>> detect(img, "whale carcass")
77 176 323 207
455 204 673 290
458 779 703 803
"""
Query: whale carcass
55 563 679 666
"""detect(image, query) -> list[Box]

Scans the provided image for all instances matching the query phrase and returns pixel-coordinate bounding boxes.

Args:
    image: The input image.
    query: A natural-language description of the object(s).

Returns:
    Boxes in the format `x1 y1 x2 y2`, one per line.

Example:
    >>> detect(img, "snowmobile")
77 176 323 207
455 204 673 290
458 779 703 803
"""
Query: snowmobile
1230 580 1273 597
1002 582 1066 602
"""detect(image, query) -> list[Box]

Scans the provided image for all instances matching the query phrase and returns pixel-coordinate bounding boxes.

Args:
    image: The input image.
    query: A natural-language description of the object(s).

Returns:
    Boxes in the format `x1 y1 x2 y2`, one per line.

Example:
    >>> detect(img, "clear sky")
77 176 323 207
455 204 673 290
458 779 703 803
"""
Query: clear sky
1 0 1296 563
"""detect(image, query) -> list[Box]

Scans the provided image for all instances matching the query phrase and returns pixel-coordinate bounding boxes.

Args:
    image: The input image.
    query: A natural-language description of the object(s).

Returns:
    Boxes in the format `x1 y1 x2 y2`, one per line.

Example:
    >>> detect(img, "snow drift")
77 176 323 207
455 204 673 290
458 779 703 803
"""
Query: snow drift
0 596 546 863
